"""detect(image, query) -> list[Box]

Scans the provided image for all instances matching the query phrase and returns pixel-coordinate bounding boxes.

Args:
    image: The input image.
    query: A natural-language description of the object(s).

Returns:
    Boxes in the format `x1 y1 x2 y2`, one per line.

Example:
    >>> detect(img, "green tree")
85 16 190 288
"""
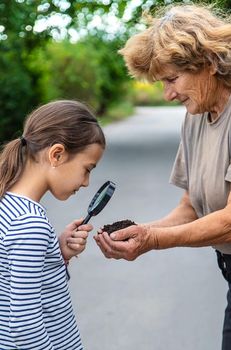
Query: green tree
0 0 230 142
0 1 48 142
34 35 131 115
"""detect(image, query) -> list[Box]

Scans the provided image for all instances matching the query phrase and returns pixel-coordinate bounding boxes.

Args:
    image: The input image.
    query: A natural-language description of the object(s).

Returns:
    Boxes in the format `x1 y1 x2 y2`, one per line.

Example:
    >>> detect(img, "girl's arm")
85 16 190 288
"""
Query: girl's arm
5 215 55 350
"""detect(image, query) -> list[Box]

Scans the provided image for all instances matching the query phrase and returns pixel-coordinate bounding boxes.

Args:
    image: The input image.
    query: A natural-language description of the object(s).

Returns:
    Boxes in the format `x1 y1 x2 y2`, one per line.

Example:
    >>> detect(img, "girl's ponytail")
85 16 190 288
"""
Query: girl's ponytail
0 138 26 198
0 100 105 199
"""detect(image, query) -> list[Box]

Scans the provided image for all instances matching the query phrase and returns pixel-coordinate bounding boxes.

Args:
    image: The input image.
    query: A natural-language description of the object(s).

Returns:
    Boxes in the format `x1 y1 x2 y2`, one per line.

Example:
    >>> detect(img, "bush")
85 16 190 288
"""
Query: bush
132 81 180 106
0 41 40 142
36 36 132 116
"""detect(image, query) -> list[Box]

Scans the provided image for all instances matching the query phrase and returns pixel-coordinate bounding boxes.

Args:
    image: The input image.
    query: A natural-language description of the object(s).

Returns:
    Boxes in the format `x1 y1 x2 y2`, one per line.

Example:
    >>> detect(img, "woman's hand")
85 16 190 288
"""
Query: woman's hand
59 218 93 262
94 224 155 261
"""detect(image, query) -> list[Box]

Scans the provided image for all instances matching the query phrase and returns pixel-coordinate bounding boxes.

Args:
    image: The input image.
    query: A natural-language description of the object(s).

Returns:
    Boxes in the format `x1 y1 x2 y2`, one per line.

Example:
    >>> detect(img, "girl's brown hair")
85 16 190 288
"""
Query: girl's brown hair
119 4 231 87
0 100 105 197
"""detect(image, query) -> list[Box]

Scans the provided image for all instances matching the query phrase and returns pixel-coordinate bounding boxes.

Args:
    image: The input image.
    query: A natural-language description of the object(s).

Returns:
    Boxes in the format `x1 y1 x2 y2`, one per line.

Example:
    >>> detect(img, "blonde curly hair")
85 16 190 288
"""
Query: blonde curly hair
119 4 231 88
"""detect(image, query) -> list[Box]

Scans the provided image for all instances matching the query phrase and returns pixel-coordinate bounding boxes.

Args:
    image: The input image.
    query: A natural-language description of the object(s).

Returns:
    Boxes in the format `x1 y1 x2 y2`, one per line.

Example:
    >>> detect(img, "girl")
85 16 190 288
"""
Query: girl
0 100 105 349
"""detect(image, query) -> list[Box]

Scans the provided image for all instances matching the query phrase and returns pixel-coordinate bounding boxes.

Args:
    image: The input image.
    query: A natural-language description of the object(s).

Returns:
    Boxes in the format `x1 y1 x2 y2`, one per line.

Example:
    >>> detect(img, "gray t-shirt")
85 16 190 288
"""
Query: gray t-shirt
170 95 231 254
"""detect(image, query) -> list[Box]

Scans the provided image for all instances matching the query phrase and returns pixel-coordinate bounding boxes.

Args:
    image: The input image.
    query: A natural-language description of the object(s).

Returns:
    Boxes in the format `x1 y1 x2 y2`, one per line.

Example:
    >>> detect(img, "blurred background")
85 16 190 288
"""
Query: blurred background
1 0 230 143
1 1 231 349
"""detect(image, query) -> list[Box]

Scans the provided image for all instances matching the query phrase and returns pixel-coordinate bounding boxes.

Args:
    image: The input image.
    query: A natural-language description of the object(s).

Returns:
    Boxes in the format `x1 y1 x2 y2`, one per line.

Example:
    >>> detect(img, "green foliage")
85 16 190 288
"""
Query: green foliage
0 0 230 142
35 36 132 115
0 40 34 141
0 1 48 142
132 81 180 106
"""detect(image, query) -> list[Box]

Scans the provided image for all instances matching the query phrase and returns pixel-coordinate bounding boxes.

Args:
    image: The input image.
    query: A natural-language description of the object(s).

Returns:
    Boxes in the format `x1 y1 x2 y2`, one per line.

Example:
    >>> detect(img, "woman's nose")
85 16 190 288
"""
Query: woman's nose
163 84 177 101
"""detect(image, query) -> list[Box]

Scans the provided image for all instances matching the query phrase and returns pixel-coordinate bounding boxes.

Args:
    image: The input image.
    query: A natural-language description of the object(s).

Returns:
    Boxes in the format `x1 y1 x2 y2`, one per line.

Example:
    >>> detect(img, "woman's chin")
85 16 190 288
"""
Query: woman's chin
184 102 204 115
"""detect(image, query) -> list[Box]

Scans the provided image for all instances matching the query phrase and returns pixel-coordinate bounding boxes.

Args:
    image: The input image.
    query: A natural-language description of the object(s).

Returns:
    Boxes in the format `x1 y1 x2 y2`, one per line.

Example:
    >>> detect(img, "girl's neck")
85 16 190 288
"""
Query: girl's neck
9 161 48 202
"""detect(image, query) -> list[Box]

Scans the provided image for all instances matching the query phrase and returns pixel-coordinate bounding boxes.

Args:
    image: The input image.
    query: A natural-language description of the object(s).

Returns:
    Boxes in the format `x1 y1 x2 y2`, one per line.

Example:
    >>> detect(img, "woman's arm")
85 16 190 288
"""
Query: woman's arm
142 191 198 228
95 191 197 260
154 191 231 249
95 191 231 260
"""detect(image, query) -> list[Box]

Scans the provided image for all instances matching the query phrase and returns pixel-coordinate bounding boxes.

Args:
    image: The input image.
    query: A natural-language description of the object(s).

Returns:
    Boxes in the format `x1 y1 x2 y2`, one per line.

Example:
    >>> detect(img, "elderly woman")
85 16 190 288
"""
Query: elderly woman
94 4 231 349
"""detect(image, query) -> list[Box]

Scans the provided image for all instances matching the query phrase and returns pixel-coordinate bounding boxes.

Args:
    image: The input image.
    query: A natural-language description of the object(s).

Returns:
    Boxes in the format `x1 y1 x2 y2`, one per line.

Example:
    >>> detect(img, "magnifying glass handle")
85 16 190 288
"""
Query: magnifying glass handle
82 213 91 225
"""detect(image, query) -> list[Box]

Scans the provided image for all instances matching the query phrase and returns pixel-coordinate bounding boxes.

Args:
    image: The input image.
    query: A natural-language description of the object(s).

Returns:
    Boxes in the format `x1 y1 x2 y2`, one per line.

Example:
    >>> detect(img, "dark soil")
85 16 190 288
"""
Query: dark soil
102 219 136 235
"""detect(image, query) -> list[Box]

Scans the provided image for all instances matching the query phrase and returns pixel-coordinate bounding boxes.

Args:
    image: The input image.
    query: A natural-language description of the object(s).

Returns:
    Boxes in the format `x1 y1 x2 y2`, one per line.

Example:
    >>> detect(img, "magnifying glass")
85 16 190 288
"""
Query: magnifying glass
82 181 116 224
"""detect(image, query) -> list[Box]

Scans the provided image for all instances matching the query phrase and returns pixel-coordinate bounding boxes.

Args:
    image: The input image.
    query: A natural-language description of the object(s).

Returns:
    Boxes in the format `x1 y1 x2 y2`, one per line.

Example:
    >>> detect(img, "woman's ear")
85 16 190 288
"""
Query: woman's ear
48 144 67 167
208 63 217 76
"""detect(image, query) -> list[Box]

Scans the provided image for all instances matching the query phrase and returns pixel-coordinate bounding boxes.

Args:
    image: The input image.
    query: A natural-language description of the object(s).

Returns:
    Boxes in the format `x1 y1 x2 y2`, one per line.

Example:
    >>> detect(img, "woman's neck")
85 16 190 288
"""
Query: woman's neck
209 87 231 121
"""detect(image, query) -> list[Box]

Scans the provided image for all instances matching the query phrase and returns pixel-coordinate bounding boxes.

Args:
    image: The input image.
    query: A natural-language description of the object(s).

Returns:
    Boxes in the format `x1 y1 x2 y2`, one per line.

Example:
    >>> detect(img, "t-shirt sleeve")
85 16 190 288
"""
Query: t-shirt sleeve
225 165 231 183
169 113 189 190
4 214 55 350
225 132 231 182
169 141 188 190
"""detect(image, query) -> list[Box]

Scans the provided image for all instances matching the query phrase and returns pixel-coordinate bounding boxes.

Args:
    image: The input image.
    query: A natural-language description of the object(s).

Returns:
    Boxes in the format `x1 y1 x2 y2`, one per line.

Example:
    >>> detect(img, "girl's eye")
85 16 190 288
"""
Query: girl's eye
86 167 92 174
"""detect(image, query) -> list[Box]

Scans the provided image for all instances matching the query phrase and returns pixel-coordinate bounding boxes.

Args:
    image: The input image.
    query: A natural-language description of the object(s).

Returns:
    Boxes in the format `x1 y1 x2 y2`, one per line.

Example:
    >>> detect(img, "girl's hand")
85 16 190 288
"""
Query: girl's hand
59 218 93 262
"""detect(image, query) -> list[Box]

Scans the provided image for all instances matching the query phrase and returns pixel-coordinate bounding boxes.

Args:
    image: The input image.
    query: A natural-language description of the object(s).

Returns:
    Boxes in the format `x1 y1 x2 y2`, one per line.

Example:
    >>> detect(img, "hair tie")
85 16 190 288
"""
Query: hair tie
20 136 27 147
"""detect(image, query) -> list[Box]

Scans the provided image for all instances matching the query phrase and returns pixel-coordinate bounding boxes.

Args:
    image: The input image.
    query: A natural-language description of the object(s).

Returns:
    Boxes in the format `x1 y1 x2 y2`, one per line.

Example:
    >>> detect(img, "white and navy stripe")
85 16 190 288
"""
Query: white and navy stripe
0 192 83 350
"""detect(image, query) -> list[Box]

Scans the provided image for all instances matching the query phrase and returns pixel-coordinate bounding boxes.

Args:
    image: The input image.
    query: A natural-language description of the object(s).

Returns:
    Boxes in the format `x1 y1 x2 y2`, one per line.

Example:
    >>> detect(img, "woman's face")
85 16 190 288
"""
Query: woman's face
47 143 104 201
159 65 220 115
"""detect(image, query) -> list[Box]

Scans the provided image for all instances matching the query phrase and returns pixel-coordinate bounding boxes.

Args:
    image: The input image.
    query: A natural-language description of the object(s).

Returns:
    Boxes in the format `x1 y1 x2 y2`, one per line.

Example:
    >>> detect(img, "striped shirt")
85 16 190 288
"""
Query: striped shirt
0 192 83 350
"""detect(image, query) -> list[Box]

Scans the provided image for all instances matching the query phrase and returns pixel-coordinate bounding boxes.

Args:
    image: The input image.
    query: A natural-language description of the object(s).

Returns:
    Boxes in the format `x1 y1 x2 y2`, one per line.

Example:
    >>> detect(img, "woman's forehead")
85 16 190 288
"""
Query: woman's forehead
155 64 179 80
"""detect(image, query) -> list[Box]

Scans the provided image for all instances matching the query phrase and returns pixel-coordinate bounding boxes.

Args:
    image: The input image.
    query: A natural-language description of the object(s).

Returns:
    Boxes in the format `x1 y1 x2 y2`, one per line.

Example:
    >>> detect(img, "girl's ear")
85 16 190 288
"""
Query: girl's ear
48 144 68 167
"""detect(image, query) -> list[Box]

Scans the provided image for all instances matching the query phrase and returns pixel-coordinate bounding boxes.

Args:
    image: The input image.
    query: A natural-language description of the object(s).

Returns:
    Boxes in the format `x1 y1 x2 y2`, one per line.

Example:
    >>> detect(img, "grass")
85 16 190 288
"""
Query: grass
98 100 134 126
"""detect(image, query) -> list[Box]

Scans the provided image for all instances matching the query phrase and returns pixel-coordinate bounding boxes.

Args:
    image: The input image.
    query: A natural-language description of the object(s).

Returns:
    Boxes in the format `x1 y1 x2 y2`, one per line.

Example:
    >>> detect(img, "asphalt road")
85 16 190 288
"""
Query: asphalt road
43 106 227 350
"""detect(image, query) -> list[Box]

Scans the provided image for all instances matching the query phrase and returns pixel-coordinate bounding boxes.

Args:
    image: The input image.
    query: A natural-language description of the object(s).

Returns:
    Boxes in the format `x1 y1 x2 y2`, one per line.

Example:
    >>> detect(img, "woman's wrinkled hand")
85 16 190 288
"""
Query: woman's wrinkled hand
94 224 154 261
59 218 93 262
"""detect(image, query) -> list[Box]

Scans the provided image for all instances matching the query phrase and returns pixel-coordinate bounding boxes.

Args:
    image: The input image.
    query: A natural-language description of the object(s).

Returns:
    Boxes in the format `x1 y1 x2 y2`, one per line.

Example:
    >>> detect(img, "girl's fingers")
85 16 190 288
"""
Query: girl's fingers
67 243 86 254
77 224 93 232
67 237 87 245
71 231 88 239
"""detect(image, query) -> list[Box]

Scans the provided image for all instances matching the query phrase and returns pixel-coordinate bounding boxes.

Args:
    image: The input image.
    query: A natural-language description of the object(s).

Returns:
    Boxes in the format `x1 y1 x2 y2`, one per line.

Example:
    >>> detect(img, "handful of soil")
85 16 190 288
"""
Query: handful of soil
102 219 136 235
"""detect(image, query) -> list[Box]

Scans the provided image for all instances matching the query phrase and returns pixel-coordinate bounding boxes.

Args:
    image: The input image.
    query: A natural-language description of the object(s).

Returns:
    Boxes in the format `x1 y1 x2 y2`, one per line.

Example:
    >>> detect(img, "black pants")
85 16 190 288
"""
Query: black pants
216 250 231 350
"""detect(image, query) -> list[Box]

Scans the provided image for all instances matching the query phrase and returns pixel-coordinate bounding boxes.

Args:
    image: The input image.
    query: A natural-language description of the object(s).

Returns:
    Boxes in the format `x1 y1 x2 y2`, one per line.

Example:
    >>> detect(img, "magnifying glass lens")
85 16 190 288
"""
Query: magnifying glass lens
82 181 116 224
91 187 109 209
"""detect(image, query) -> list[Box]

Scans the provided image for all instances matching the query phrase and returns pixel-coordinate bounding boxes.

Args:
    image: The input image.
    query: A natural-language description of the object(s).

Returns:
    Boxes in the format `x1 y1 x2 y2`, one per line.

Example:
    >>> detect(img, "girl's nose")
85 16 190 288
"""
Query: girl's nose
82 177 89 188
